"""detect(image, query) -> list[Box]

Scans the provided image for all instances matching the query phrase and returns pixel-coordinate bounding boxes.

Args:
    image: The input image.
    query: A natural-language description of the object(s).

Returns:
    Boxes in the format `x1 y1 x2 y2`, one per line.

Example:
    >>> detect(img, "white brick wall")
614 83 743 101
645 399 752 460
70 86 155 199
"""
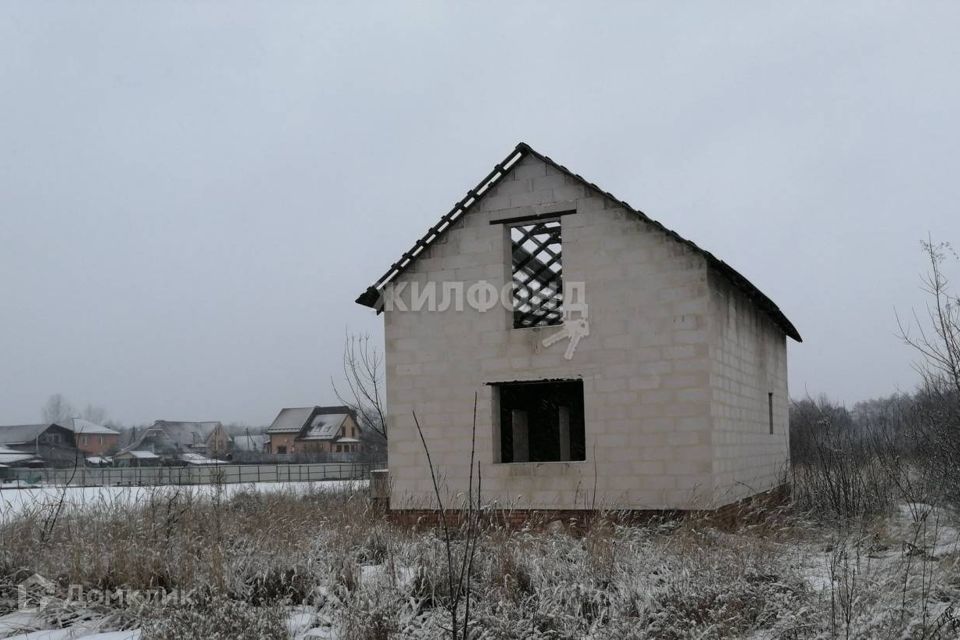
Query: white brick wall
381 154 789 511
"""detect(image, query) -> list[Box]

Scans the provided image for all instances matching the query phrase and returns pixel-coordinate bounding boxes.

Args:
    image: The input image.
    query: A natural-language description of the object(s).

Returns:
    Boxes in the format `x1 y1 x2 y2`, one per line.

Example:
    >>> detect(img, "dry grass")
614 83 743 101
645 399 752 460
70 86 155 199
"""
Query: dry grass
2 482 960 639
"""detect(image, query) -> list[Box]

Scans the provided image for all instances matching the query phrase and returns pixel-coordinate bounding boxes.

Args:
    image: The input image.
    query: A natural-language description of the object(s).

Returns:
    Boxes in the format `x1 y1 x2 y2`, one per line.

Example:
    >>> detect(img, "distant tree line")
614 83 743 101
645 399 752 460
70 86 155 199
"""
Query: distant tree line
40 393 116 429
791 239 960 516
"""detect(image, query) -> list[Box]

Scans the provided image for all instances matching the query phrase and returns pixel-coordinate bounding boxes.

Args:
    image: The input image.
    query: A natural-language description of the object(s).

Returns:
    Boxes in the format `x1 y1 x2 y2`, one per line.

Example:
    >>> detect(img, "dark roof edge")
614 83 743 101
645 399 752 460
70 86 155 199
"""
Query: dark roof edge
355 144 527 309
356 142 801 342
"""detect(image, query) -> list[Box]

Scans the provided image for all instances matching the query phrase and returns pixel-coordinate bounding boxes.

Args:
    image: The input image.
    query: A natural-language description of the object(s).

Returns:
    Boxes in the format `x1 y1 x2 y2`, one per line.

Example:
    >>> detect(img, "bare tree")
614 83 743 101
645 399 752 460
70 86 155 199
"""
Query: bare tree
896 238 960 502
81 404 109 424
41 393 75 424
333 333 387 441
897 238 960 398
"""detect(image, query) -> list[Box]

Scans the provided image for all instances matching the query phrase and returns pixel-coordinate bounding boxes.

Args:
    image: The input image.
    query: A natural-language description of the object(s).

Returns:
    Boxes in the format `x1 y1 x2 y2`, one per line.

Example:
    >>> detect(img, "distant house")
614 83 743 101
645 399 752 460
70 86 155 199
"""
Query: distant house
0 423 78 466
65 418 120 456
266 406 362 456
120 420 229 463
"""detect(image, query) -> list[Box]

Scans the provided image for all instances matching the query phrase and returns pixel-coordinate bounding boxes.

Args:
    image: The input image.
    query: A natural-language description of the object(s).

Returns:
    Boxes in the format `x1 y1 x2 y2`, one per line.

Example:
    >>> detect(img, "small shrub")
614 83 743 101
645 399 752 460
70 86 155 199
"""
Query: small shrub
140 595 287 640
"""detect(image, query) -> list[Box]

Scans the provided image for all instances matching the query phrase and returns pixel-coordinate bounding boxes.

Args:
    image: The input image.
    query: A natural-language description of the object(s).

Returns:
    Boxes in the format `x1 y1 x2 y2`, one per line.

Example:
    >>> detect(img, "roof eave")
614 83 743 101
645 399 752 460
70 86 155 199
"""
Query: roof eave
356 287 381 310
707 260 803 343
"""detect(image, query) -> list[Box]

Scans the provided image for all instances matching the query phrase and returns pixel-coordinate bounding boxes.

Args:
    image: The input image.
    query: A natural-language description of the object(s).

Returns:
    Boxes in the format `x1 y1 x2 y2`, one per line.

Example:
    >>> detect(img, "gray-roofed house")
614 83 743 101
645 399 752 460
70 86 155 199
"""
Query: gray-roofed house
266 406 362 456
0 423 78 467
355 142 801 513
120 420 230 462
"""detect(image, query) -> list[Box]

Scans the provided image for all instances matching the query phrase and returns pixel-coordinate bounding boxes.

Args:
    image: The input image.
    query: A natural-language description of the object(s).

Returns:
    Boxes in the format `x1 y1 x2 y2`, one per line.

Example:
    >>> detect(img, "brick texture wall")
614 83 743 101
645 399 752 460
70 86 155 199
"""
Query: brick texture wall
268 432 298 454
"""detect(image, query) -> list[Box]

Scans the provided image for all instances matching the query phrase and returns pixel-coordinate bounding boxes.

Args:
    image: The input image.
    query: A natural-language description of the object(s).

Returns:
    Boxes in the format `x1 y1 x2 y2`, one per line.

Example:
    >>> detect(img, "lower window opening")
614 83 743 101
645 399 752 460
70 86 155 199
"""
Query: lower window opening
496 379 585 463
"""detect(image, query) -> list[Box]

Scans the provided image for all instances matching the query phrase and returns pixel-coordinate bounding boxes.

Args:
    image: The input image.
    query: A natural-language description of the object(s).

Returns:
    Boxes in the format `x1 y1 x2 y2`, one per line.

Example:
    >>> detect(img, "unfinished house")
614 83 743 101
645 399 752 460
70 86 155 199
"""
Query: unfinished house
356 142 801 512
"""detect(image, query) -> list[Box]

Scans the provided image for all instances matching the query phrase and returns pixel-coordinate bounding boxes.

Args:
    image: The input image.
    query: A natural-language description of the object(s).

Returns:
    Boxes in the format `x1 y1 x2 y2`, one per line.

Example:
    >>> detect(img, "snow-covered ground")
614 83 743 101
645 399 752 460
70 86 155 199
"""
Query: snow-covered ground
0 618 141 639
0 480 366 522
0 608 333 639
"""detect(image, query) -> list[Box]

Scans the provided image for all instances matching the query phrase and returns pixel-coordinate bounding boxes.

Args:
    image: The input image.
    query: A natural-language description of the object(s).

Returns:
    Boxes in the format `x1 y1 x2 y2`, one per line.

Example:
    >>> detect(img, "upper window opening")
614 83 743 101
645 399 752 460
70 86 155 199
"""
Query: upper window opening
511 220 563 328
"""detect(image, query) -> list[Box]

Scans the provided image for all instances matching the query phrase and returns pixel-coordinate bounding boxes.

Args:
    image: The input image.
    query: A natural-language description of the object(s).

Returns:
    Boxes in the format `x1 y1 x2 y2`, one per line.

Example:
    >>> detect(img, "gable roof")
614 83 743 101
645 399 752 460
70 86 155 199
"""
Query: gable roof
124 420 222 452
355 142 801 342
299 413 349 441
66 418 119 436
267 405 357 437
0 423 63 446
267 407 317 433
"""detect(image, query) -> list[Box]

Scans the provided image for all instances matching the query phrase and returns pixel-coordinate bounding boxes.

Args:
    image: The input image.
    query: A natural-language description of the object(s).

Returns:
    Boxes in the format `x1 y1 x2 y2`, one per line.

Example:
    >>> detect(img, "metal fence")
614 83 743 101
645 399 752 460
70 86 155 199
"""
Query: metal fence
1 462 383 488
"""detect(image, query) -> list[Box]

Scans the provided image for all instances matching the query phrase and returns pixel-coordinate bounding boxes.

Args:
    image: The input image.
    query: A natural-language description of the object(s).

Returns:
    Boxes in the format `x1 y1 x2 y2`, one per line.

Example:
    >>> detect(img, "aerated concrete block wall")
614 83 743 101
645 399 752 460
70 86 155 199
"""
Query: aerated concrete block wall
383 154 789 511
708 272 790 504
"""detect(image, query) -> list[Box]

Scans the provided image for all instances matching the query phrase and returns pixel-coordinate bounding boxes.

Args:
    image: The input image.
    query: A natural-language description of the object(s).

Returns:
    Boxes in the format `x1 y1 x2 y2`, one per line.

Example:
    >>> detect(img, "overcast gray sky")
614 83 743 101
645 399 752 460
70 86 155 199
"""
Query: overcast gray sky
2 2 959 426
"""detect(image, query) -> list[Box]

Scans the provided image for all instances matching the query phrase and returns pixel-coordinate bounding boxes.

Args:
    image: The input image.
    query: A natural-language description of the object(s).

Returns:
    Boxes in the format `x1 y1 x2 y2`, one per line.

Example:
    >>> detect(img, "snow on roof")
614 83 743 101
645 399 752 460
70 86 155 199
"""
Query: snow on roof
179 452 225 465
86 456 112 465
67 418 119 435
299 413 348 441
267 407 316 433
0 424 54 445
267 406 356 435
337 437 360 443
148 420 222 448
118 450 160 459
0 447 39 465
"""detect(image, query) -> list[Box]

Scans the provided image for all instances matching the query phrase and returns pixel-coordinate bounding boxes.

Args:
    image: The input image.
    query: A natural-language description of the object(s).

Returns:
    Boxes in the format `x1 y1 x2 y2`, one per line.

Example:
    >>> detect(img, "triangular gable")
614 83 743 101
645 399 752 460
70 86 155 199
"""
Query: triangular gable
356 142 800 342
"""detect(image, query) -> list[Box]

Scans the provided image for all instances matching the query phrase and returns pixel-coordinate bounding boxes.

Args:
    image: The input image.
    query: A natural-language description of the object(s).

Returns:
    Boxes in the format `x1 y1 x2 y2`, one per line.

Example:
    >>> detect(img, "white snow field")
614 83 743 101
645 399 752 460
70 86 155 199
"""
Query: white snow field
0 480 365 522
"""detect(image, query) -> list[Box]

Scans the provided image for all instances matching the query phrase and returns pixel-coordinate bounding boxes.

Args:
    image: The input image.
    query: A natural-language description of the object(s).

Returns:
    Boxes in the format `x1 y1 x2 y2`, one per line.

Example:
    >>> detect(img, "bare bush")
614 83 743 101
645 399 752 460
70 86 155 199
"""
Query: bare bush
140 594 287 640
897 239 960 505
790 396 899 519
